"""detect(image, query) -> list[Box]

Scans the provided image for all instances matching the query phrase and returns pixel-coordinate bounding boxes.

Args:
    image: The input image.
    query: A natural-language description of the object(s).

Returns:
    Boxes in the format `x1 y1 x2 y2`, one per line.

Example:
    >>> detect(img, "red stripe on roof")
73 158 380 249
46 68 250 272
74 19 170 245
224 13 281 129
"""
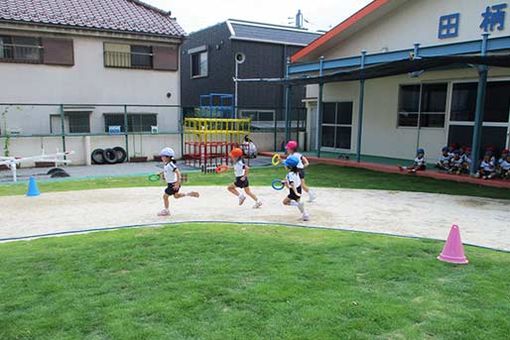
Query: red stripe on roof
291 0 389 62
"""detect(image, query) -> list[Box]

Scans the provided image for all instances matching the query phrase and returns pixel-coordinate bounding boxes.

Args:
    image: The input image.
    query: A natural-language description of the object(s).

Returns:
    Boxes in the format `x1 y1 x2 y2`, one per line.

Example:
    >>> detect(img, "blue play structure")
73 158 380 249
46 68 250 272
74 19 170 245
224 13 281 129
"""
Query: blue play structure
199 93 234 118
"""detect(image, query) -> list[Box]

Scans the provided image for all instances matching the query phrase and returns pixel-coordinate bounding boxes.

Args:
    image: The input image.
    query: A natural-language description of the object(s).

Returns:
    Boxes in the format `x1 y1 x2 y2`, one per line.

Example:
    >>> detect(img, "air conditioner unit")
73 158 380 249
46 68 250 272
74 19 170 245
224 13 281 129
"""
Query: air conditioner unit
151 126 159 134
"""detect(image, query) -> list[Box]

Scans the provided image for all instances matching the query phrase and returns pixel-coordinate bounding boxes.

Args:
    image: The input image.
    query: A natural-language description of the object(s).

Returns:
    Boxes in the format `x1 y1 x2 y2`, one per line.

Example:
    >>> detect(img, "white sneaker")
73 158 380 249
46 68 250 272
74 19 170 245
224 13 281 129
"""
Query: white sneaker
239 195 246 206
253 201 263 209
157 209 170 216
302 213 310 221
308 192 316 202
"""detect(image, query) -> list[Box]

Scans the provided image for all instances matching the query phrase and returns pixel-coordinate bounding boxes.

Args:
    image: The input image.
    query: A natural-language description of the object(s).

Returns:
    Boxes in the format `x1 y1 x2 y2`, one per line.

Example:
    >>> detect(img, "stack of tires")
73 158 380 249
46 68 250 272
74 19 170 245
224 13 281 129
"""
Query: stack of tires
91 147 127 165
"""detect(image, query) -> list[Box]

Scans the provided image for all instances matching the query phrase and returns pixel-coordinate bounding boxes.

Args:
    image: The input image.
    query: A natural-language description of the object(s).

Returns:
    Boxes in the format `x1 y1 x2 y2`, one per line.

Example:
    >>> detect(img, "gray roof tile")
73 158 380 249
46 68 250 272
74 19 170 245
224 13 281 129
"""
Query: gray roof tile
230 21 321 46
0 0 185 37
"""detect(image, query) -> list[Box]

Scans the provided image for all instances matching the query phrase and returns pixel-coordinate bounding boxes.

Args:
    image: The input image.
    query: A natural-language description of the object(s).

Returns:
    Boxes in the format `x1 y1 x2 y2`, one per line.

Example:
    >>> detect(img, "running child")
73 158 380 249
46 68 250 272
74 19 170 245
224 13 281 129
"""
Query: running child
285 140 316 202
227 147 262 208
157 147 199 216
282 155 310 221
399 148 426 173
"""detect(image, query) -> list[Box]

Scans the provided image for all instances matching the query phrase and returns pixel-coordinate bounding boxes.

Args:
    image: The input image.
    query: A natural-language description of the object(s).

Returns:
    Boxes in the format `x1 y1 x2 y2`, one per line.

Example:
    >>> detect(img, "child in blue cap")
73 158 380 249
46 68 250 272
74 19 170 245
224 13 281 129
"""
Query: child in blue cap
399 148 426 174
282 155 310 221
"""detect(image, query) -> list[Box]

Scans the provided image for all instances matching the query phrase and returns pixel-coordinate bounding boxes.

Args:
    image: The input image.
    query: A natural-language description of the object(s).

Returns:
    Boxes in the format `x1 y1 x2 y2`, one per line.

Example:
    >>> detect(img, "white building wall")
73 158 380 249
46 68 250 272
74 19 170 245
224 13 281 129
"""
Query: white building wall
324 0 509 59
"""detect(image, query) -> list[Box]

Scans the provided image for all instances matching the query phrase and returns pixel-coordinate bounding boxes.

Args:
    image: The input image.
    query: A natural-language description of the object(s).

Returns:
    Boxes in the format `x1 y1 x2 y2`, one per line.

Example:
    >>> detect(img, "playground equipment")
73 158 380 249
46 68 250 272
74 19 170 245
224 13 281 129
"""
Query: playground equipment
0 150 73 182
183 117 251 171
199 93 234 118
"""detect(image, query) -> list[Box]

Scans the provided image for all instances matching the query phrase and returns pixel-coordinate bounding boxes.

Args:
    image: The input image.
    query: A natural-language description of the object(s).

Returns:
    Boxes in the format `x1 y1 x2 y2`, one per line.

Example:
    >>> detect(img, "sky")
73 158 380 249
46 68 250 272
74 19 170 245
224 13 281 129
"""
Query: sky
144 0 372 33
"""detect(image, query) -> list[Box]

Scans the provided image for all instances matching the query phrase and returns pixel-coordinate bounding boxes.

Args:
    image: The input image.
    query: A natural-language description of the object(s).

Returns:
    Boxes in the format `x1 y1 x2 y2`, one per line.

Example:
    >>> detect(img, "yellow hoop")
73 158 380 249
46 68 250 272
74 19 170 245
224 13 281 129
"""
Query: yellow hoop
272 153 281 166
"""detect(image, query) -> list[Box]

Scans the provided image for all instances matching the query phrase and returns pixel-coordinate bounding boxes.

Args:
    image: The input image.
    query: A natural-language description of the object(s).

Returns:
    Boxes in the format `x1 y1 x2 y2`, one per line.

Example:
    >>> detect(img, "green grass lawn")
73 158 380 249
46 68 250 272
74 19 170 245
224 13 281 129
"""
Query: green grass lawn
0 224 509 339
1 164 509 199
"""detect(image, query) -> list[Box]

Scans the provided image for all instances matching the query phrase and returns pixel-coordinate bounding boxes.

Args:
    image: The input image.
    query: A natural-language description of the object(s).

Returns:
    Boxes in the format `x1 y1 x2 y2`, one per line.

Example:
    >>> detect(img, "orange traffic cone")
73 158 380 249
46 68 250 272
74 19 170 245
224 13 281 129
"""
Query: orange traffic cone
437 225 468 264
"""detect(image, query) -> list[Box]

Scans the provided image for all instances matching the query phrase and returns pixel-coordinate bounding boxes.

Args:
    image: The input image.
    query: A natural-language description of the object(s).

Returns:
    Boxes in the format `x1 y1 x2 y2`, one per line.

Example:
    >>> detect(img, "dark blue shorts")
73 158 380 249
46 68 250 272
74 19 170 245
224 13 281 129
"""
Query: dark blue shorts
164 183 180 196
235 176 249 188
288 186 302 201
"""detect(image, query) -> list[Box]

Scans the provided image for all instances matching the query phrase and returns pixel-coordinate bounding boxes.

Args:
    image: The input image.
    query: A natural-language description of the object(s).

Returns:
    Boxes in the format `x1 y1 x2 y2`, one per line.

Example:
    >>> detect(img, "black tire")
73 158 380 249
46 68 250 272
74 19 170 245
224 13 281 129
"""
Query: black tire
50 170 70 178
113 146 127 163
47 167 65 175
103 148 118 164
91 149 105 164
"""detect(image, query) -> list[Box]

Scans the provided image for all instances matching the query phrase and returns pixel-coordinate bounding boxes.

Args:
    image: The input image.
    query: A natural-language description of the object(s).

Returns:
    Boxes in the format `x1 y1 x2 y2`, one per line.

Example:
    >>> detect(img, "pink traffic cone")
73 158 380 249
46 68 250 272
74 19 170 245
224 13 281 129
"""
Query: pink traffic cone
437 225 468 264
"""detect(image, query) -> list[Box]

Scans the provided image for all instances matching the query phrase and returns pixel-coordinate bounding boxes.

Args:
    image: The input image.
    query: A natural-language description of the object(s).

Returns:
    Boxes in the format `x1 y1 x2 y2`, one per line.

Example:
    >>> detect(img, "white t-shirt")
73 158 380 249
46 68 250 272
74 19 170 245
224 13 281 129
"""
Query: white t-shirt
500 160 510 171
291 152 305 169
234 159 245 177
163 162 178 183
450 156 463 167
414 156 426 167
286 171 302 188
480 160 495 172
438 154 451 164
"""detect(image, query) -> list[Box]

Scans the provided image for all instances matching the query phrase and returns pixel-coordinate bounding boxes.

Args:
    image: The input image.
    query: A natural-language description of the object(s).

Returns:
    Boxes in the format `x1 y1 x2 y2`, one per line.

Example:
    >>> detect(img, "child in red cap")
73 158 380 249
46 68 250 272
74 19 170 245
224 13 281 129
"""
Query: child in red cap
227 147 262 208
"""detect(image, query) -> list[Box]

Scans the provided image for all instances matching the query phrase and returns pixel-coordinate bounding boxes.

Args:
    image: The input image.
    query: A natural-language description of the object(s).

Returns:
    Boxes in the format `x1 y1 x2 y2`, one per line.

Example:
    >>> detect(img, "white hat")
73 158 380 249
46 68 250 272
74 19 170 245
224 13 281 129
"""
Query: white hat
160 147 175 157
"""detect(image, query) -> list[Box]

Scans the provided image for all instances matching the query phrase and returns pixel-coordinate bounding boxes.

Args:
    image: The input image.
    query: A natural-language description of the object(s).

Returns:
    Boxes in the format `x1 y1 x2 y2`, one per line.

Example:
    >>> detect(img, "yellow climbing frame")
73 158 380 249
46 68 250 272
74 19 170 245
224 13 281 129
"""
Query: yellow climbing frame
183 118 251 145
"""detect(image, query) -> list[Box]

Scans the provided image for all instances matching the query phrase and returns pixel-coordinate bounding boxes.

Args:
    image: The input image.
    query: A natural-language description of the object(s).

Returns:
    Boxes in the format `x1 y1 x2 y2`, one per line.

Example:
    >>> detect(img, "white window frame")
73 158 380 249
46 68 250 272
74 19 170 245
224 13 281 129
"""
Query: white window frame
396 82 448 130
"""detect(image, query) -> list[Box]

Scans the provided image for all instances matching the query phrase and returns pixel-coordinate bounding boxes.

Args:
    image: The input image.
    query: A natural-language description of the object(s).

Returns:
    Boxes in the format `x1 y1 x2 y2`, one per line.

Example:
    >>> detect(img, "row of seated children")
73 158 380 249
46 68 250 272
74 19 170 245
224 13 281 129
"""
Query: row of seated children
435 146 472 175
475 148 510 180
436 146 510 180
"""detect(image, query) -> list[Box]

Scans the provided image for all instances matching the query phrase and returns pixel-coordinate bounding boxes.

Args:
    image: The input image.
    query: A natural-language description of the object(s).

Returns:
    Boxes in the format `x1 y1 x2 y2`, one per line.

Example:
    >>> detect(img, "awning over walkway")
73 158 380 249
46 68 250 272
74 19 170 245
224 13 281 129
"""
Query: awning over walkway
237 54 510 85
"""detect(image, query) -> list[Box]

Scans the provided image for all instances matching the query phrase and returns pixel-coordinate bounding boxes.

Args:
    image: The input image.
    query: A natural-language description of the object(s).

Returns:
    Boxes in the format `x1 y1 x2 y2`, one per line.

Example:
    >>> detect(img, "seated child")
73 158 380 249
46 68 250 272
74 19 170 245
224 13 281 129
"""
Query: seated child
496 148 509 177
448 150 464 175
476 153 496 180
241 135 258 159
436 146 451 171
461 147 472 171
499 154 510 179
399 148 426 173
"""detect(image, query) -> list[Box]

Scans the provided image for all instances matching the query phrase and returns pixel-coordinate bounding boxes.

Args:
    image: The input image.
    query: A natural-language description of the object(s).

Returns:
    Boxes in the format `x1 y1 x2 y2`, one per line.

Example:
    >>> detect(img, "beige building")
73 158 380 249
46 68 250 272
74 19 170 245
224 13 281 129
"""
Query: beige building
291 0 510 166
0 0 184 164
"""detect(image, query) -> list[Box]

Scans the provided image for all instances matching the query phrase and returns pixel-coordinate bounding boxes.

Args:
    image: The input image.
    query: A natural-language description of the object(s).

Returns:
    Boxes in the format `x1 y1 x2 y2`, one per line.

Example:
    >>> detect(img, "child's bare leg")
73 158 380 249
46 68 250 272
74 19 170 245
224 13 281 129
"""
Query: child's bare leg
174 191 199 199
163 194 170 209
283 197 291 206
301 179 309 193
244 187 258 201
228 184 240 197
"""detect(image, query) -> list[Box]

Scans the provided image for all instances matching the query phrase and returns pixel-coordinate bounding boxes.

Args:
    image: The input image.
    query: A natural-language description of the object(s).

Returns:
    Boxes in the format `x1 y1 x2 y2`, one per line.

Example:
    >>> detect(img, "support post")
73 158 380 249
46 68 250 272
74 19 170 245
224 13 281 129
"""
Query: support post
59 104 66 156
273 109 278 151
284 57 291 142
470 34 490 175
356 51 367 163
124 105 129 162
316 56 325 157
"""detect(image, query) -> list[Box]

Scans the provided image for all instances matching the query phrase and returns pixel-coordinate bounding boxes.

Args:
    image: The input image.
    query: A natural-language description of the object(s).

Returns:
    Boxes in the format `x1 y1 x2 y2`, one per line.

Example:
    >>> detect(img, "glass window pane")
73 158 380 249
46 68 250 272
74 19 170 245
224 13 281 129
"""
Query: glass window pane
398 113 418 127
131 45 152 68
200 52 208 76
399 85 420 112
321 126 335 148
336 127 351 149
485 81 510 122
451 83 477 121
322 103 336 124
421 83 447 112
68 113 90 133
337 102 353 125
104 114 125 133
12 36 40 61
420 114 445 128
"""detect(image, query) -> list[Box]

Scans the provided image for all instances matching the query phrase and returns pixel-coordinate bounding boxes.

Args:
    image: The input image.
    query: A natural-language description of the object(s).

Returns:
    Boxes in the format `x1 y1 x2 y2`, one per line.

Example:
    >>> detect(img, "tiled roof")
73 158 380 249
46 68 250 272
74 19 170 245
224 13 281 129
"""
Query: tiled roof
0 0 186 38
228 20 321 46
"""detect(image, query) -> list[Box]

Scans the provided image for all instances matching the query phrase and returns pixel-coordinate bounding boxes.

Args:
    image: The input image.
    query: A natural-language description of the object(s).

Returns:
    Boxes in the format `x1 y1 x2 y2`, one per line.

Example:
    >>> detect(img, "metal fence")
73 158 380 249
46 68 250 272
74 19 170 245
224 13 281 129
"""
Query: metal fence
0 103 307 165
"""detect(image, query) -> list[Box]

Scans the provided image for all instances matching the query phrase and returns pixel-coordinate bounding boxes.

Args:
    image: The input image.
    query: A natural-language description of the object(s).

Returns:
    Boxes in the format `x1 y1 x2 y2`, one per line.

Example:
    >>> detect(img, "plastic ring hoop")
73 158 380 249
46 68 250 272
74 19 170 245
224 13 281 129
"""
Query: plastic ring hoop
148 174 161 182
272 154 281 166
216 164 229 174
272 179 285 191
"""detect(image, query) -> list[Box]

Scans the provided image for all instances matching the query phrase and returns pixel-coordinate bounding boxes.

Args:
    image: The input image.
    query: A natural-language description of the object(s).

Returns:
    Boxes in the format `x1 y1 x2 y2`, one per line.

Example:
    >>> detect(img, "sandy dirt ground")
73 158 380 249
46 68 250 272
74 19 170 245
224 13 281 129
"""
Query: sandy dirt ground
0 186 509 251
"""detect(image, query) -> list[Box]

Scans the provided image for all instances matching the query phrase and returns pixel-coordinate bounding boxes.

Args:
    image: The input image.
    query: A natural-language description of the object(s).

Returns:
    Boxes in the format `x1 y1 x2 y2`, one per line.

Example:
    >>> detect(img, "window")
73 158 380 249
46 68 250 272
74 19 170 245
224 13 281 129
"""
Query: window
240 110 275 130
104 43 152 69
49 113 91 134
321 102 353 150
0 35 41 63
451 82 510 123
104 114 157 132
398 83 447 128
191 51 208 77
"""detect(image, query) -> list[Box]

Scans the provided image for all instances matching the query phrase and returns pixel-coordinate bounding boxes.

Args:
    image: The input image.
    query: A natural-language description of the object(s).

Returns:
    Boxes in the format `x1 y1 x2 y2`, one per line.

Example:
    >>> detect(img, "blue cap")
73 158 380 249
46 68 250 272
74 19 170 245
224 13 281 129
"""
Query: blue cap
442 146 448 152
283 155 300 168
417 148 425 154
